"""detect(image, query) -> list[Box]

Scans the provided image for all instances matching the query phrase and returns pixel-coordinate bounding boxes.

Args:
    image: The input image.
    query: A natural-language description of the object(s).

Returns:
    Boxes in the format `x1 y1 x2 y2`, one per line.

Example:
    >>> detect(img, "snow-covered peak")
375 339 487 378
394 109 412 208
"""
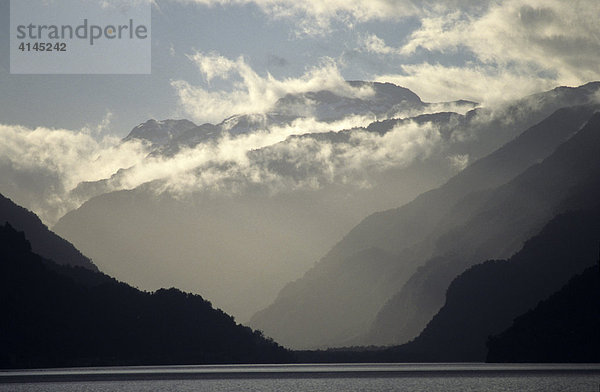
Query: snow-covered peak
273 81 425 121
124 119 197 146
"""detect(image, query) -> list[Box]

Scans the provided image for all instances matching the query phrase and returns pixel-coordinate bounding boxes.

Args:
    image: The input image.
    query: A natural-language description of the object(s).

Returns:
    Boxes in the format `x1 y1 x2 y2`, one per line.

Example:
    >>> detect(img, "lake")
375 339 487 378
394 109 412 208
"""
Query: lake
1 363 599 391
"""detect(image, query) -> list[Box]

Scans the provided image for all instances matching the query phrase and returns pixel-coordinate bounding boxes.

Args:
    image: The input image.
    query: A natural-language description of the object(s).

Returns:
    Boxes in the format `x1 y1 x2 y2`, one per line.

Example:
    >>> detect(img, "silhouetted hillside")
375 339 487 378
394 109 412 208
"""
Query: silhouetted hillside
0 193 97 271
369 109 600 346
0 223 292 368
250 99 600 348
383 209 600 361
487 265 600 363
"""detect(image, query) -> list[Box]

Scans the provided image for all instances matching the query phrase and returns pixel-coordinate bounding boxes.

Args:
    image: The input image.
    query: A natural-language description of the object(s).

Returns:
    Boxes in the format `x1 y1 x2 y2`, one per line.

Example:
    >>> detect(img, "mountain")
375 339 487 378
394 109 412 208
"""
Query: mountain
383 209 600 361
50 105 472 323
123 119 198 147
126 82 431 154
53 83 600 330
0 222 292 368
0 193 97 271
369 109 600 347
272 81 427 121
486 265 600 363
52 84 471 322
249 100 600 348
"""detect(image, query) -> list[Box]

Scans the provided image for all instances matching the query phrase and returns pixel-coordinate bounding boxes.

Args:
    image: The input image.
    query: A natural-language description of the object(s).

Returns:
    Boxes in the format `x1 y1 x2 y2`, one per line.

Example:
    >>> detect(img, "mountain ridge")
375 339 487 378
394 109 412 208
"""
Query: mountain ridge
383 208 600 361
0 193 97 271
367 110 600 346
250 99 600 348
0 221 292 368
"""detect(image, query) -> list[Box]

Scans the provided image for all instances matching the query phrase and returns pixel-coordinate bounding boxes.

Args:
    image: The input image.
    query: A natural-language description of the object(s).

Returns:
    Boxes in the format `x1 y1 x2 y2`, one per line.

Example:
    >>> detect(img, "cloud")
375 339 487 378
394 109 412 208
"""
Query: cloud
167 0 600 108
371 0 600 104
359 33 403 56
375 63 559 105
173 0 419 35
448 153 469 171
2 104 434 225
153 119 444 197
335 121 443 173
170 0 501 35
402 0 600 82
172 52 374 124
0 123 150 224
112 112 383 193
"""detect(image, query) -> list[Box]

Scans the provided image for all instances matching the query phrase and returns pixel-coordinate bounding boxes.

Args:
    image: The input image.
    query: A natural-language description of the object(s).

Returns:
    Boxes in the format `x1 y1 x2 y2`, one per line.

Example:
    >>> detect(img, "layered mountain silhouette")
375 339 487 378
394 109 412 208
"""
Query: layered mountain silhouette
51 84 477 322
368 109 600 347
124 82 434 154
52 83 600 327
0 220 291 368
0 193 97 271
486 265 600 363
384 209 600 361
250 101 600 348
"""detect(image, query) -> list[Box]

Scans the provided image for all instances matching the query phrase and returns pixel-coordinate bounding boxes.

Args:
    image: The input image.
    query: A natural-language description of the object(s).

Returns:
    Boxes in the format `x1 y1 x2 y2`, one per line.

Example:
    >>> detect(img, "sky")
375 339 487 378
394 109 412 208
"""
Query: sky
1 0 600 225
1 0 599 320
1 0 598 136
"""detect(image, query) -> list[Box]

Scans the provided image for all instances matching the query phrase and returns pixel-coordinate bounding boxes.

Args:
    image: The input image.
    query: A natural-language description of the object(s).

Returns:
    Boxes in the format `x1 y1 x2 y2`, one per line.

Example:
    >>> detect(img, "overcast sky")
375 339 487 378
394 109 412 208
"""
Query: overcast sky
1 0 598 137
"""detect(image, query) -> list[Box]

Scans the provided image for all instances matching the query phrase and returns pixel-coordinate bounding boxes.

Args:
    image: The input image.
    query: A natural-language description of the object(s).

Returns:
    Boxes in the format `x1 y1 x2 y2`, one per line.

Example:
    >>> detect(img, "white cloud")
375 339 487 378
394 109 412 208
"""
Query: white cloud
338 121 442 173
118 113 382 193
154 119 444 197
169 0 502 35
168 0 600 109
373 0 600 104
375 63 559 105
0 123 150 224
359 33 403 56
191 51 238 83
448 153 469 171
173 0 419 35
405 0 600 81
172 52 374 123
1 103 434 225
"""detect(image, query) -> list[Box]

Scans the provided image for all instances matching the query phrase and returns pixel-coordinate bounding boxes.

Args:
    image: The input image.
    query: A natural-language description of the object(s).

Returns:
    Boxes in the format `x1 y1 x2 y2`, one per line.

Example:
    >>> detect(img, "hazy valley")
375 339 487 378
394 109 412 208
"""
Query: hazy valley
2 81 599 365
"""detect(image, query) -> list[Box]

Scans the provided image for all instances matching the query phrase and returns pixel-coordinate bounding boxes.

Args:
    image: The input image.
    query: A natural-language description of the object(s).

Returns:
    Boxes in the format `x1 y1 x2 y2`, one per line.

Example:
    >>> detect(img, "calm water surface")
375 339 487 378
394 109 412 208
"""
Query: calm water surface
1 363 599 392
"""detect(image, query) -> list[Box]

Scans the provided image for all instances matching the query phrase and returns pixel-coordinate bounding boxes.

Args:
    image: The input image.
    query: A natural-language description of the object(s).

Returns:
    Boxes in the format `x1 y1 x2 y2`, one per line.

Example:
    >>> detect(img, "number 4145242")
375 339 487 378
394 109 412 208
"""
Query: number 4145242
18 42 67 52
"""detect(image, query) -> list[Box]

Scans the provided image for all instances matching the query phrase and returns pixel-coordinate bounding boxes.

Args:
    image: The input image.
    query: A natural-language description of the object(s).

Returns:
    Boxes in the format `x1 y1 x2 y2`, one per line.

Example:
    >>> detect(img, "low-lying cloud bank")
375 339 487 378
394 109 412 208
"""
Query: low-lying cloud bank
0 110 447 226
0 123 150 224
155 120 443 196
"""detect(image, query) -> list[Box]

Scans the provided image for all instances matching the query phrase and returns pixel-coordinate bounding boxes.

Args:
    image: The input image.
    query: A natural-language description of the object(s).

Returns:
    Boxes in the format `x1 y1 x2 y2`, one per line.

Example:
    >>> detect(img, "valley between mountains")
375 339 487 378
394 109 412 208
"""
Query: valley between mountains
2 81 600 364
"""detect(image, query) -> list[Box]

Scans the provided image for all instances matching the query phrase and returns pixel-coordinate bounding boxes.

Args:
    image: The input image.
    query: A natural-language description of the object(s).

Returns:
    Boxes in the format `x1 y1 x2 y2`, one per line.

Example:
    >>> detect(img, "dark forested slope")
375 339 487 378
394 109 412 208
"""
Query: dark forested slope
0 223 291 368
384 209 600 361
0 193 97 271
487 265 600 363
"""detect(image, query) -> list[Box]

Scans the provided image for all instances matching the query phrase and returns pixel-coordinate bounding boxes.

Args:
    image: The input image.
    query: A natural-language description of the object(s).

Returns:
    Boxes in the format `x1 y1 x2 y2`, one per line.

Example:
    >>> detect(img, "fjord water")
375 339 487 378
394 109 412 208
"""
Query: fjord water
2 364 599 392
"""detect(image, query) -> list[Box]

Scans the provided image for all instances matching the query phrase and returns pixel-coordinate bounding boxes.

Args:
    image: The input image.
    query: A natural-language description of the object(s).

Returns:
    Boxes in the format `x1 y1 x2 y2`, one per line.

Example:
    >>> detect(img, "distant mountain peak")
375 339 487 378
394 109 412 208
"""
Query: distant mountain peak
272 81 425 121
124 118 197 146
